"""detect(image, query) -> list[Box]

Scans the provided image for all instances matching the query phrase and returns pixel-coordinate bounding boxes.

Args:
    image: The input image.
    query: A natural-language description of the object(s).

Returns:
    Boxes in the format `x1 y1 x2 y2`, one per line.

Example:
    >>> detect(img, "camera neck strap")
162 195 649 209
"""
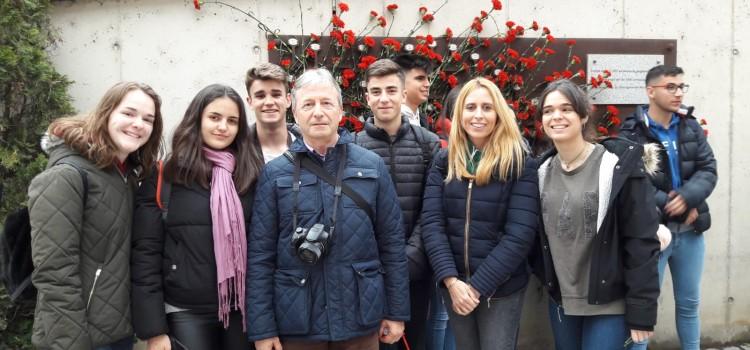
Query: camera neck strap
288 145 368 236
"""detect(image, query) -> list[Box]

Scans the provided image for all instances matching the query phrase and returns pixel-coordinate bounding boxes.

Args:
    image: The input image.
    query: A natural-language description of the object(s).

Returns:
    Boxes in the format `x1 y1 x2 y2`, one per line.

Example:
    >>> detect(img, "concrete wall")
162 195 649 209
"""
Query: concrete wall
48 0 749 348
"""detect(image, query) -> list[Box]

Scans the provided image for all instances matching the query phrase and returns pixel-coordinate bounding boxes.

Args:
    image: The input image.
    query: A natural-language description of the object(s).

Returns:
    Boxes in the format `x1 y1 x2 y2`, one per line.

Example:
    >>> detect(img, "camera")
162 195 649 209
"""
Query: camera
291 223 330 265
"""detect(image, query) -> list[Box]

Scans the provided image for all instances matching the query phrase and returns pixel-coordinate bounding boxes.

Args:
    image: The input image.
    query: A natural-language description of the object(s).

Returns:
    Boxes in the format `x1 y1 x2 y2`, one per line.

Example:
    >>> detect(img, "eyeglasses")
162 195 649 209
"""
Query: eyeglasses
650 83 690 94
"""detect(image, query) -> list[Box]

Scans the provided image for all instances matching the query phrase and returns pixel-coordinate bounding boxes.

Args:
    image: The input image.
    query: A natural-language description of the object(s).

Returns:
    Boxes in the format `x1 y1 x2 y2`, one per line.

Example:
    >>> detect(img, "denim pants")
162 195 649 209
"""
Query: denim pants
547 298 641 350
441 286 525 350
425 284 456 350
93 336 134 350
631 229 705 350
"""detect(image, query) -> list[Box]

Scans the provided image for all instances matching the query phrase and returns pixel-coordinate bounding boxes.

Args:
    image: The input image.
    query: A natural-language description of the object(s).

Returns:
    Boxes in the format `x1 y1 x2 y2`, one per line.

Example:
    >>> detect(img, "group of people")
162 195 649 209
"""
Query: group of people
26 54 716 350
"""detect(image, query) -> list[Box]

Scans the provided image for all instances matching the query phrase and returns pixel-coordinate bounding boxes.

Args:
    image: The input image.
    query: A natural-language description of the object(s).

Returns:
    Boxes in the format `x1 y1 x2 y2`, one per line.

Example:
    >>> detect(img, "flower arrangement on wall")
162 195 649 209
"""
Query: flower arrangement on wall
192 0 622 148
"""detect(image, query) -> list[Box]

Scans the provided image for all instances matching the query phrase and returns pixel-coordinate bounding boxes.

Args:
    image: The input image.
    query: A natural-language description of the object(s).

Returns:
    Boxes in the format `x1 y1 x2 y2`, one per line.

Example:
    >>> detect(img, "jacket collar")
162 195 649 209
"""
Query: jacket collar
289 127 354 154
363 115 411 142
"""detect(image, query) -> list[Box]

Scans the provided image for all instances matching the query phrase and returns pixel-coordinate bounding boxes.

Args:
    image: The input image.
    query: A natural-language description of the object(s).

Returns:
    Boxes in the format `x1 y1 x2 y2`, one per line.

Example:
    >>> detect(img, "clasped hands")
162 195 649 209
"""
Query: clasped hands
444 277 481 316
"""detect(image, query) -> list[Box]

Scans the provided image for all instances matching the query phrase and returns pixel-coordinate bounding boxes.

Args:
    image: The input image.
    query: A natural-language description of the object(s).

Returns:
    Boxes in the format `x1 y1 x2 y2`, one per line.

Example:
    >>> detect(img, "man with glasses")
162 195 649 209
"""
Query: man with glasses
621 65 717 350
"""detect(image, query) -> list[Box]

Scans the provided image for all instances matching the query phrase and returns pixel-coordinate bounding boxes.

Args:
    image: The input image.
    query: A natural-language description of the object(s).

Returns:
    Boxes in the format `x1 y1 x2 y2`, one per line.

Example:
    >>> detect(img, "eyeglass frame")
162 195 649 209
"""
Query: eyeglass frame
649 83 690 94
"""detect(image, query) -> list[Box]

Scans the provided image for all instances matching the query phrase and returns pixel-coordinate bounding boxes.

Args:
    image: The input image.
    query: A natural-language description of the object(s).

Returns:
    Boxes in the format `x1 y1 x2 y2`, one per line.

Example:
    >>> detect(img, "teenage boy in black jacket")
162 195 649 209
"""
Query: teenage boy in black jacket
621 65 717 350
356 59 440 350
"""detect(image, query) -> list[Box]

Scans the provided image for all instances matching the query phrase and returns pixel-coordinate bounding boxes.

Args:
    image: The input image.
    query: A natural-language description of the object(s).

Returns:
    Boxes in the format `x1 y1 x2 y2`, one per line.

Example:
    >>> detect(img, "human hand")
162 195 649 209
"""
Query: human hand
656 224 672 251
665 191 688 216
379 319 405 344
255 337 283 350
445 278 479 315
146 334 171 350
684 208 699 225
630 329 653 344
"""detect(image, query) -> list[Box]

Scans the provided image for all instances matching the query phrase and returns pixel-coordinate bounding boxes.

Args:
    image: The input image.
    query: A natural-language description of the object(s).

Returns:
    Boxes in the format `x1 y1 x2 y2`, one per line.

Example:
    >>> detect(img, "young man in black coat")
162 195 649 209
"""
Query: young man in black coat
621 65 717 350
356 59 440 350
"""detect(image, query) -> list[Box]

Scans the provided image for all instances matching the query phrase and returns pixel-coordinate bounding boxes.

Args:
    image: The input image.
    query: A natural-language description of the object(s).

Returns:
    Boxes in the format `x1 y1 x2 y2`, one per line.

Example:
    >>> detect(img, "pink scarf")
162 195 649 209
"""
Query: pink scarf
203 147 246 330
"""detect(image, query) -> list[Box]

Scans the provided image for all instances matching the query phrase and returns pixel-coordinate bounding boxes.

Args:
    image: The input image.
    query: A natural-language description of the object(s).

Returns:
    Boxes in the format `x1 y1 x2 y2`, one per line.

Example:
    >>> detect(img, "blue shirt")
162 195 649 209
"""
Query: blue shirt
645 109 682 190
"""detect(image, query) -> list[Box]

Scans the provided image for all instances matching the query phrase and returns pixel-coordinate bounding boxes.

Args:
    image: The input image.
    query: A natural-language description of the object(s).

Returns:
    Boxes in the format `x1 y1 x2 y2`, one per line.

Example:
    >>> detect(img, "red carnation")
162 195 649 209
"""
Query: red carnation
310 33 320 42
566 39 577 46
506 20 515 28
517 112 529 120
482 38 491 47
507 48 520 59
603 69 612 77
546 34 555 42
422 13 434 22
331 15 345 28
452 52 462 61
419 6 428 13
544 48 556 55
471 18 484 33
480 10 488 19
267 40 276 51
357 55 377 69
338 2 349 12
447 75 459 88
445 27 453 40
531 20 539 30
377 16 387 27
306 48 316 58
370 10 378 18
342 68 356 80
610 116 621 126
578 69 586 78
363 36 376 47
590 77 600 88
607 105 620 116
386 3 398 11
382 38 401 51
280 59 291 68
571 55 581 64
469 37 478 46
598 126 609 136
604 80 613 88
492 0 502 10
351 101 362 108
562 70 573 78
426 35 434 44
543 26 551 34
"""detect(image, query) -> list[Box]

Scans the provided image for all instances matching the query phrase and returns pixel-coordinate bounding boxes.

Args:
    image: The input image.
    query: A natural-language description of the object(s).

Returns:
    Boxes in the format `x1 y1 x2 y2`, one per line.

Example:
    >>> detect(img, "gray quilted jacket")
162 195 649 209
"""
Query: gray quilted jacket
28 141 135 349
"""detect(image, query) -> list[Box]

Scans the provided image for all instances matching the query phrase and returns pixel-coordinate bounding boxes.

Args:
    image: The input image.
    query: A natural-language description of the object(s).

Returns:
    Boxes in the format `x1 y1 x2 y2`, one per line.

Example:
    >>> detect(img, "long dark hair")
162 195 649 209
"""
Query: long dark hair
165 84 262 194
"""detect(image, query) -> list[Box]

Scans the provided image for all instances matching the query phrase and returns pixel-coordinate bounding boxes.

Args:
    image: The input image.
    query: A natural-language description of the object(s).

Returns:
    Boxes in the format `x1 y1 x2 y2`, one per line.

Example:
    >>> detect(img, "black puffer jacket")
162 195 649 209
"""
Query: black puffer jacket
620 105 717 232
130 175 254 339
355 116 440 279
532 137 661 331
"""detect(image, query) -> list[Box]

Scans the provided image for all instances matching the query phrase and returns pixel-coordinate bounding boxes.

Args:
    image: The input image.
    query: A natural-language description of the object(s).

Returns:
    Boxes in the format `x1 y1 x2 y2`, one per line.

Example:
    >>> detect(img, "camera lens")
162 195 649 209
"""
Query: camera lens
298 246 319 265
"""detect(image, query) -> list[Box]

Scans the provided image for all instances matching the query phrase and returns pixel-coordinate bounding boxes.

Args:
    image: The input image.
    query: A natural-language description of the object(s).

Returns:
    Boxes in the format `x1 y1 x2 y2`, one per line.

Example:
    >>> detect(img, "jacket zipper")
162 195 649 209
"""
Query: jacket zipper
464 180 474 283
86 265 102 311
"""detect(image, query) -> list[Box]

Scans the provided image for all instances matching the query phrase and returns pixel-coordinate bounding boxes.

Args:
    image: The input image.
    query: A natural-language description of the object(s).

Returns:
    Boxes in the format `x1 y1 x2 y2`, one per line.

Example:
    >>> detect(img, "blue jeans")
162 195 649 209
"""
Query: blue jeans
94 336 134 350
631 229 704 350
426 285 456 350
548 298 641 350
441 286 526 350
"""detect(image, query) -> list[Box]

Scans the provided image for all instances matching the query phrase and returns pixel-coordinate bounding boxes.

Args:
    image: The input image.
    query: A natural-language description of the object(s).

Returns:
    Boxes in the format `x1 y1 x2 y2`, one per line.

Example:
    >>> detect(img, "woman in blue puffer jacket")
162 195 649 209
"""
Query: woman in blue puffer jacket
421 77 539 350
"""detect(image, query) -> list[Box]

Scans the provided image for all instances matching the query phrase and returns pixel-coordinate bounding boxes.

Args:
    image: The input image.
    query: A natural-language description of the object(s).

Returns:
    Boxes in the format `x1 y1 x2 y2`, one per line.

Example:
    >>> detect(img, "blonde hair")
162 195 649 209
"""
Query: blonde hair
446 77 526 185
48 82 163 178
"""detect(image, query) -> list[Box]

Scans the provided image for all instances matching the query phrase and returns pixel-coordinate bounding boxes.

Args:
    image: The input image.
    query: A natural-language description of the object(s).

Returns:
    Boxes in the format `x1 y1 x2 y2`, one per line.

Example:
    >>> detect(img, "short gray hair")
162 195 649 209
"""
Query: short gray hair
291 68 342 110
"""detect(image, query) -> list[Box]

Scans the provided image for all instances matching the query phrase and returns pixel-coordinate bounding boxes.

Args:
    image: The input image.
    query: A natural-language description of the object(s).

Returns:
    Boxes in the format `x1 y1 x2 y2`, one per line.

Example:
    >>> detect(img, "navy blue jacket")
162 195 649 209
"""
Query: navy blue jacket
620 105 717 232
246 130 410 342
421 150 539 298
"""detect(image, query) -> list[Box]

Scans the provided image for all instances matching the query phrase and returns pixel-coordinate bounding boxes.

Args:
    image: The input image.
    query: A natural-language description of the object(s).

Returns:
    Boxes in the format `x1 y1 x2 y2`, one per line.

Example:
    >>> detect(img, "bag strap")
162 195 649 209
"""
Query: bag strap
155 160 171 221
283 150 375 223
410 124 433 168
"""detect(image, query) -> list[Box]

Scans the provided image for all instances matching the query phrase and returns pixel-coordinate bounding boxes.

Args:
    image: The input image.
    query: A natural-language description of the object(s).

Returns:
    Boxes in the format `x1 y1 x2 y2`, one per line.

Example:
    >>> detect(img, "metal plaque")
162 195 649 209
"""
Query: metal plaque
587 54 664 105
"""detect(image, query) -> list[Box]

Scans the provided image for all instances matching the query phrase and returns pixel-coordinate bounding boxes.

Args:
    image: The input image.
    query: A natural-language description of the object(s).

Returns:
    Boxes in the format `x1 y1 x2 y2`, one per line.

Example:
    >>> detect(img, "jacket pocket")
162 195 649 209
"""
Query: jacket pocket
274 269 311 335
352 260 386 327
276 174 320 214
341 168 377 209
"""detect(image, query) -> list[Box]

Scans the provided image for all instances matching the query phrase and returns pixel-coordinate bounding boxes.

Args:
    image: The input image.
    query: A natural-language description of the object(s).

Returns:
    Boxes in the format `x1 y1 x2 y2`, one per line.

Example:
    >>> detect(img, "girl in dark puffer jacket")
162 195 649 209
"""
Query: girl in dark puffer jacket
421 77 539 350
131 84 263 350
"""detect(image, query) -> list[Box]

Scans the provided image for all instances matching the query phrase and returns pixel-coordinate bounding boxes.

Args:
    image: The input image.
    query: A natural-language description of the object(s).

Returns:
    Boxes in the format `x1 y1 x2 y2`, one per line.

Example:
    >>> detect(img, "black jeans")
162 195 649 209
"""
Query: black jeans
167 309 252 350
